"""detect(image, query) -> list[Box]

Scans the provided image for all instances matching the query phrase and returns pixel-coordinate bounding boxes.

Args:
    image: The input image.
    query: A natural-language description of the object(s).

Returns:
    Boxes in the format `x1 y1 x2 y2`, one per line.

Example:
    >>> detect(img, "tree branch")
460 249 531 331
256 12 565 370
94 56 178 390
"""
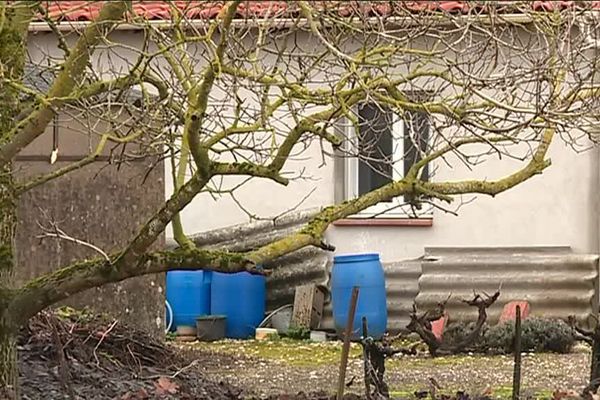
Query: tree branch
0 0 129 167
186 0 241 168
212 162 289 185
8 246 262 326
15 135 110 195
36 225 110 262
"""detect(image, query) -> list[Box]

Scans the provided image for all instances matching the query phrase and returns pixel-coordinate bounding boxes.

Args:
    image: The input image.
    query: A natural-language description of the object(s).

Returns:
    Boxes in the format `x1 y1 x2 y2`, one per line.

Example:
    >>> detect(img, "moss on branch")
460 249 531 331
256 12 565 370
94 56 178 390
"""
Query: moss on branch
0 1 129 167
212 162 289 185
186 0 241 169
9 246 259 326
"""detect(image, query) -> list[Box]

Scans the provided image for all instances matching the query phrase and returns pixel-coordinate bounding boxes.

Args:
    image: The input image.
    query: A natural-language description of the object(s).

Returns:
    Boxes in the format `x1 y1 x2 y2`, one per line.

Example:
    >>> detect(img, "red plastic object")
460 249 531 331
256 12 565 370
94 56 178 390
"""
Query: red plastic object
499 301 530 323
431 313 448 341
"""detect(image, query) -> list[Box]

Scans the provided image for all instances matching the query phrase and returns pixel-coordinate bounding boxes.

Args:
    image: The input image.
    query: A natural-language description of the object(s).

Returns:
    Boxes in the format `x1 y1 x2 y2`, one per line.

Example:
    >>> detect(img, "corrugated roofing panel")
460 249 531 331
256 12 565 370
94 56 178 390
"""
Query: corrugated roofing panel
415 247 600 327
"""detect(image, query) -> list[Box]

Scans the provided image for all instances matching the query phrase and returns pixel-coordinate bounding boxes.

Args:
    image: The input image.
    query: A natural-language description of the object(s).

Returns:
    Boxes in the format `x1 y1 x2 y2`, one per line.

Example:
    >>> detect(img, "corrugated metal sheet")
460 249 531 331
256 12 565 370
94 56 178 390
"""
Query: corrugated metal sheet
166 208 330 311
166 207 320 251
169 222 600 331
266 247 329 309
415 247 600 327
320 259 422 333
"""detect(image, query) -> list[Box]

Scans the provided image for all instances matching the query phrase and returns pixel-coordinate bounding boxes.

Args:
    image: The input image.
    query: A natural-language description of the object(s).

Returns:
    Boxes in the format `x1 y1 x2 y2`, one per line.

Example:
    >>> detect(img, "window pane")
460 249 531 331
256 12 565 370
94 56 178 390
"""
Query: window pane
357 103 393 197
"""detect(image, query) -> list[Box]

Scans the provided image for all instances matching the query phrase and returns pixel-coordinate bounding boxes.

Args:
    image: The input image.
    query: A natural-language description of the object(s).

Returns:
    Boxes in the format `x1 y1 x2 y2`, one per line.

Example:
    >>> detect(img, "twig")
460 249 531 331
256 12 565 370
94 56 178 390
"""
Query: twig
141 359 200 380
407 290 500 357
171 359 199 379
93 319 119 365
36 222 111 262
127 342 143 373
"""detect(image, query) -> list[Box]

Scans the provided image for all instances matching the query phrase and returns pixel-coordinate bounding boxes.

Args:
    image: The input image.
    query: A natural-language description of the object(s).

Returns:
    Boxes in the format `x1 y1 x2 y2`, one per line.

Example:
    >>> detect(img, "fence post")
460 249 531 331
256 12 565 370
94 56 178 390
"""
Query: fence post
337 286 360 400
512 305 522 400
362 316 372 400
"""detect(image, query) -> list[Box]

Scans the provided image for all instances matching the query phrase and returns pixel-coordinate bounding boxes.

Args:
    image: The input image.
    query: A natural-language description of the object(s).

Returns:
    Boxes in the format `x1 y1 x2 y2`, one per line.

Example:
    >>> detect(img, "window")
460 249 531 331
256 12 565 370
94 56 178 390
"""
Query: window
342 102 432 219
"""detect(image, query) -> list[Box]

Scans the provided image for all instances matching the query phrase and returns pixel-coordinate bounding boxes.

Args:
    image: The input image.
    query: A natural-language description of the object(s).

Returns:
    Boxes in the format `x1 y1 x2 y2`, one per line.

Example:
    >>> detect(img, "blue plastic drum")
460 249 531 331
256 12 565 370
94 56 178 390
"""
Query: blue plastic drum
331 253 387 340
166 270 212 331
211 271 266 339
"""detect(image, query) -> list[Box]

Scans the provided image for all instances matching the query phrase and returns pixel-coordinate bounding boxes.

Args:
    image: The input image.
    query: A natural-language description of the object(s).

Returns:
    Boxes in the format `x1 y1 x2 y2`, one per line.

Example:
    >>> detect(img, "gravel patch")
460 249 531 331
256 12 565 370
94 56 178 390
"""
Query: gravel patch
184 340 592 399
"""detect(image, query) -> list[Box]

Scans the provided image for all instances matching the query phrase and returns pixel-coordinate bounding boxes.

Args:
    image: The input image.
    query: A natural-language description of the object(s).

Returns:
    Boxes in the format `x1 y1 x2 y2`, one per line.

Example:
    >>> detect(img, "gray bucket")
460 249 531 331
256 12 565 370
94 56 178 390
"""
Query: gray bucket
196 315 226 342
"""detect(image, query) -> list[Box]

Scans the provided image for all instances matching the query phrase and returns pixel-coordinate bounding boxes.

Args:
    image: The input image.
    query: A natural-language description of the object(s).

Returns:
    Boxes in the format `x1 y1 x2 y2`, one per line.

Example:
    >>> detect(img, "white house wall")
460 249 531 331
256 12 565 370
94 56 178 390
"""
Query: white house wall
26 28 600 263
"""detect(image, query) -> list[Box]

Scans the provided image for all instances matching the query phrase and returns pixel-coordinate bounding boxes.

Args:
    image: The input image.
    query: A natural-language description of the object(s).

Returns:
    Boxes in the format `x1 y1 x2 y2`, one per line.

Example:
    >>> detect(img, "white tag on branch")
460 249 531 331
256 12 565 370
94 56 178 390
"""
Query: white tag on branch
50 148 58 165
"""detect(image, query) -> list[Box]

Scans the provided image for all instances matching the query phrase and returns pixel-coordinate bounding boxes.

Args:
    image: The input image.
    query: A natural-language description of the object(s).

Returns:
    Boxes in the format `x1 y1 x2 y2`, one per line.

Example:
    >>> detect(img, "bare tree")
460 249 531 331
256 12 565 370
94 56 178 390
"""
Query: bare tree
1 1 600 397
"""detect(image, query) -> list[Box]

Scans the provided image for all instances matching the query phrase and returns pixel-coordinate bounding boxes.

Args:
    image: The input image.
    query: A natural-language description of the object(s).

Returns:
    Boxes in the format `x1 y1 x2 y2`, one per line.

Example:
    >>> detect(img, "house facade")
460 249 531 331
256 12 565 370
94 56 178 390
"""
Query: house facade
22 1 600 330
28 2 600 260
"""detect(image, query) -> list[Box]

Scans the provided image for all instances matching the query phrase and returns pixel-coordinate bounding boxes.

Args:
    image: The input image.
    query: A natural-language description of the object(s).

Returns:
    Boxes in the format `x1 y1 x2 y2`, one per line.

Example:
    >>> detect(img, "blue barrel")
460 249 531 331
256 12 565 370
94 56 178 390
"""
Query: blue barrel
211 271 266 339
166 270 212 332
331 253 387 340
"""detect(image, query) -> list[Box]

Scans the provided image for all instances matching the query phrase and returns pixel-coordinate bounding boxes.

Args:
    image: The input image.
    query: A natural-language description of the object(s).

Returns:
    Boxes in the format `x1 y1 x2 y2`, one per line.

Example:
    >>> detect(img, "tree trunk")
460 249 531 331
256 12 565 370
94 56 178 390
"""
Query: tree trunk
0 4 28 396
0 314 18 400
0 168 18 398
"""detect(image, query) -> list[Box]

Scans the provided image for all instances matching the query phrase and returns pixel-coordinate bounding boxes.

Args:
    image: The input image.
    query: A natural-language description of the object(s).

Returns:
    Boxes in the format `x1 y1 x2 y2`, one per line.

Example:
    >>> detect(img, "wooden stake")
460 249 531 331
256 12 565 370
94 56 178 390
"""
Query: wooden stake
512 305 522 400
337 286 359 400
362 316 372 400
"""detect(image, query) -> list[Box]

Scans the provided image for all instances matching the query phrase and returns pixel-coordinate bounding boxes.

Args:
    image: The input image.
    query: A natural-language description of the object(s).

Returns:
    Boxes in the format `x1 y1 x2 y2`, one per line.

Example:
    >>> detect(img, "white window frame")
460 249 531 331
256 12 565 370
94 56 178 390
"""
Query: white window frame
343 110 433 219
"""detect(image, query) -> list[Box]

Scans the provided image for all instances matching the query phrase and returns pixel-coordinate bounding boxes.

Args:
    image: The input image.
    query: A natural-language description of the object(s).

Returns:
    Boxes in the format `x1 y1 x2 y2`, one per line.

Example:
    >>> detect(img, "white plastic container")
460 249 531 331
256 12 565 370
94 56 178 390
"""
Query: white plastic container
310 330 327 342
255 328 278 341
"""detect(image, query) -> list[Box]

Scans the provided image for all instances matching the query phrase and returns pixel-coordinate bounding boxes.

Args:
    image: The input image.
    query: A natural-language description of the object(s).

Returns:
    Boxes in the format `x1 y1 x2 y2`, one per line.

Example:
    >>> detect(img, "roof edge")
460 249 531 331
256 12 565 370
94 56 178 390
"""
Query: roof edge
27 13 543 33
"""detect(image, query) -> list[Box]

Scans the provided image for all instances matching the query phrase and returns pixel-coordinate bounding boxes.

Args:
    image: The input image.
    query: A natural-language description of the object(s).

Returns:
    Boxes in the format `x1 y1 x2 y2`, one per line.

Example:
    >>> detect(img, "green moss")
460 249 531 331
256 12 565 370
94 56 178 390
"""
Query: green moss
386 354 499 369
190 338 363 367
0 245 13 272
387 385 423 399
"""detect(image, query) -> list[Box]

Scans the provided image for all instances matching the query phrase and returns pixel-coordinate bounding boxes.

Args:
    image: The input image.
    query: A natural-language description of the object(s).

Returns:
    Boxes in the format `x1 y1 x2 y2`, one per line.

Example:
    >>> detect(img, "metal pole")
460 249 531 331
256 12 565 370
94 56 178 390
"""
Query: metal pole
512 305 522 400
337 286 360 400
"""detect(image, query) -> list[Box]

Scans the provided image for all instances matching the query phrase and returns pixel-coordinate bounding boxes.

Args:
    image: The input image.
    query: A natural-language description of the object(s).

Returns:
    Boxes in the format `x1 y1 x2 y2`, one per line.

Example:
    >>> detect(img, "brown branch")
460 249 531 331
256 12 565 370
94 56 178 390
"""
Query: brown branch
407 291 500 357
15 135 110 195
186 0 241 168
0 1 129 167
406 303 446 356
568 315 597 345
8 246 263 326
212 162 289 185
444 291 500 353
36 224 111 262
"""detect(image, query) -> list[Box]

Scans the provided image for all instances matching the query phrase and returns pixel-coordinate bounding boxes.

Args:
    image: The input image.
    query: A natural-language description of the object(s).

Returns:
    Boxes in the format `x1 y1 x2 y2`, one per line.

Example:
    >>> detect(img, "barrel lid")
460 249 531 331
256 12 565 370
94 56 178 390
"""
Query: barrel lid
333 253 380 263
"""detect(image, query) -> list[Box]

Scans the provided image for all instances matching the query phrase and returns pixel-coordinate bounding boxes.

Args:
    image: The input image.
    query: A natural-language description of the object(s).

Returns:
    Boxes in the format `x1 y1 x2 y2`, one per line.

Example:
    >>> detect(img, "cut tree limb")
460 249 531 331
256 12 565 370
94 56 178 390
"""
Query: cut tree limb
407 291 500 357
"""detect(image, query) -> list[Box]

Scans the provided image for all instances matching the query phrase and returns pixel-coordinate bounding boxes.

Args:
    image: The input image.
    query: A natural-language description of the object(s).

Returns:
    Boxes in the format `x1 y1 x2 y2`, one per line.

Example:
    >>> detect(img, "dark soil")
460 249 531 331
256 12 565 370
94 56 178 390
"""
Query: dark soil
16 309 572 400
17 309 243 400
16 310 366 400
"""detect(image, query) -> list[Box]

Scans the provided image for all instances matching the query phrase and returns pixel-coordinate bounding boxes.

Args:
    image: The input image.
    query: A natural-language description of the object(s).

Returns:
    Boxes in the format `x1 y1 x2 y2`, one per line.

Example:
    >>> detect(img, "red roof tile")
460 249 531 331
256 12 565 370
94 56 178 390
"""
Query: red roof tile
37 1 600 22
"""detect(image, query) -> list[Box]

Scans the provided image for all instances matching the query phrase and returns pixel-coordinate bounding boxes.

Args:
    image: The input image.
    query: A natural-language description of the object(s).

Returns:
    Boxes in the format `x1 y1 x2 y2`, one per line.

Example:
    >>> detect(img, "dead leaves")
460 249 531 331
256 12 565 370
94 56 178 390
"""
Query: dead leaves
154 377 180 396
119 377 179 399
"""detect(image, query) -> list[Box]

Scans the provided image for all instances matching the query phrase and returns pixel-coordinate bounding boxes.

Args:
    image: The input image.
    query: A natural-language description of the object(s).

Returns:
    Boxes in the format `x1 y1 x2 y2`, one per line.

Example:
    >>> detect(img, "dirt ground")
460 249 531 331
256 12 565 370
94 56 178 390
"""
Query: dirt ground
184 339 592 399
16 310 593 399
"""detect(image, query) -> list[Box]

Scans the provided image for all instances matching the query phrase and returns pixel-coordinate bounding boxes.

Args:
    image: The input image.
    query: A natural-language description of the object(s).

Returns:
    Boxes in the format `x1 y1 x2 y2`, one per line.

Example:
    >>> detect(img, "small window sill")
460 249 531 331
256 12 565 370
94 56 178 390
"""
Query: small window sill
332 218 433 227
